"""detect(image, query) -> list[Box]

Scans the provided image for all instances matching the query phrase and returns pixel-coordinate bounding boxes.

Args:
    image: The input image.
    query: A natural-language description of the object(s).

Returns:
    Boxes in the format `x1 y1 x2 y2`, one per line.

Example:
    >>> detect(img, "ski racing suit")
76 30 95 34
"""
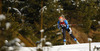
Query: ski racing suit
57 19 77 42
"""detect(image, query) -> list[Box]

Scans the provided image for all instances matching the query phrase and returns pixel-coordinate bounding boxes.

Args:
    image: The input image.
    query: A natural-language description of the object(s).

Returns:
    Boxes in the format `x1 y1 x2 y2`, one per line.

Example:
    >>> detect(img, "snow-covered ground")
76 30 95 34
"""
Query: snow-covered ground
16 42 100 51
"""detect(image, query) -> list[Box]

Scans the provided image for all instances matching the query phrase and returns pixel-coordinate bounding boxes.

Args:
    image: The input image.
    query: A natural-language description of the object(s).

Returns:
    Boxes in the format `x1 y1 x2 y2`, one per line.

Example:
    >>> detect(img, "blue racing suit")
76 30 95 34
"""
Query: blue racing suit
57 19 69 29
57 19 77 42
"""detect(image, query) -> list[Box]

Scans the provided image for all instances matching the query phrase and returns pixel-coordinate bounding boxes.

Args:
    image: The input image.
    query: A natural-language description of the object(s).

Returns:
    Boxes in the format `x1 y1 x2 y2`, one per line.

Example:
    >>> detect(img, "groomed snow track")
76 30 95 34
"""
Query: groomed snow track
11 42 100 51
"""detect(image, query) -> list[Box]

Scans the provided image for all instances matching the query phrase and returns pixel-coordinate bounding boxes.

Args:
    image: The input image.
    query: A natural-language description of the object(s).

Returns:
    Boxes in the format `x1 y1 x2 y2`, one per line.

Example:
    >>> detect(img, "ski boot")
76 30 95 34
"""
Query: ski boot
74 38 80 44
63 39 66 45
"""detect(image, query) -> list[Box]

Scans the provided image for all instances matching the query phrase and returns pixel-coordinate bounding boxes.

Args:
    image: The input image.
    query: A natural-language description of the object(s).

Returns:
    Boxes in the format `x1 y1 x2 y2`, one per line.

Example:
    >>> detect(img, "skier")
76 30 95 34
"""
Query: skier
57 15 79 45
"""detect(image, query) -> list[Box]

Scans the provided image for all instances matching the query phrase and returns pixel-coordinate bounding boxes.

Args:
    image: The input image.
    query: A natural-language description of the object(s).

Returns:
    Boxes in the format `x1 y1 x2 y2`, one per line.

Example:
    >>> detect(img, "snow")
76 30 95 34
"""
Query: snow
40 29 44 32
98 21 100 25
20 6 29 11
8 7 11 9
7 38 21 46
45 42 52 46
15 42 21 46
53 24 57 27
71 0 74 2
8 7 22 15
0 14 6 21
54 0 58 3
13 8 21 15
4 40 8 44
15 42 100 51
8 0 15 3
56 8 63 13
56 32 62 35
6 22 11 30
8 0 25 3
73 2 76 5
8 47 14 51
39 6 47 13
20 43 25 46
93 20 96 22
88 38 92 41
81 0 86 2
14 38 21 42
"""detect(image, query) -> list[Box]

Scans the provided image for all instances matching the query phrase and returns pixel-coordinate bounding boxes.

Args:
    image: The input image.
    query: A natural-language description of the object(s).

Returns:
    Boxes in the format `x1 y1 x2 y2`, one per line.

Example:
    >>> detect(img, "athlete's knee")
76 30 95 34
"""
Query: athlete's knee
68 28 72 34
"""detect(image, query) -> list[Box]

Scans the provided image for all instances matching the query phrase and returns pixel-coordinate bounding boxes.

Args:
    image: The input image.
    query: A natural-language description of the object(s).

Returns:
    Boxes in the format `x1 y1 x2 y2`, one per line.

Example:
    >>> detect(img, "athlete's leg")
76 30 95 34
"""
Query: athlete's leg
62 27 67 45
66 28 79 44
66 28 75 39
62 27 66 42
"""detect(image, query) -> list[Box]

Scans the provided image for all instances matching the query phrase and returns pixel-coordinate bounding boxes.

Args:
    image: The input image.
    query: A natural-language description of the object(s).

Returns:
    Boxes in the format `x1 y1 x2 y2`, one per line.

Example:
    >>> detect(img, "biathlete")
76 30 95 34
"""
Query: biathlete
57 16 79 45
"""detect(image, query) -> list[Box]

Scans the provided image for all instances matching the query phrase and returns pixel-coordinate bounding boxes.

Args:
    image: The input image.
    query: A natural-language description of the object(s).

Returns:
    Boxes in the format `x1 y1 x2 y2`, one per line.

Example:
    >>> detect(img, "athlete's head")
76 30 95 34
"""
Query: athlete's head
59 16 64 22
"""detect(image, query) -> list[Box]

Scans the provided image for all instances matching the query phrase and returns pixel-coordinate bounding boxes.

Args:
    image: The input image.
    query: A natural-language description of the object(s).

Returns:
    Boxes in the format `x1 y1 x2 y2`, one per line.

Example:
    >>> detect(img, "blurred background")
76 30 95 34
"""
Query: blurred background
0 0 100 50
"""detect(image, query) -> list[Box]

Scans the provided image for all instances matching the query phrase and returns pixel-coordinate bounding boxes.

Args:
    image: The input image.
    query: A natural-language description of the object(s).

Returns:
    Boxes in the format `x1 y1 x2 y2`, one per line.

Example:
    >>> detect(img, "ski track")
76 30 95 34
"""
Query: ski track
17 42 100 51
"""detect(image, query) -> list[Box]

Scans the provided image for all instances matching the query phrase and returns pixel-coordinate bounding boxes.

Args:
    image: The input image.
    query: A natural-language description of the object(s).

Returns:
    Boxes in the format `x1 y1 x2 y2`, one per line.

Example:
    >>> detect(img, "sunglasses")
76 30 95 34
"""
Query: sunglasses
59 19 63 21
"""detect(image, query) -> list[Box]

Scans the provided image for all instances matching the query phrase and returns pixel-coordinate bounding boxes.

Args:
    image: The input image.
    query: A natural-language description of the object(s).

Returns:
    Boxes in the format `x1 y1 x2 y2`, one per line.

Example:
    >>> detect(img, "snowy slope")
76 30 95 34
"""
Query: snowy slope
15 42 100 51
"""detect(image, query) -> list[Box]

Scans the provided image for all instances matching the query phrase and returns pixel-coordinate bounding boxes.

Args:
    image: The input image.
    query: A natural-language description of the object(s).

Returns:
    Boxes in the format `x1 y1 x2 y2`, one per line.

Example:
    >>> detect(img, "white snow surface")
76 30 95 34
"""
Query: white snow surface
17 42 100 51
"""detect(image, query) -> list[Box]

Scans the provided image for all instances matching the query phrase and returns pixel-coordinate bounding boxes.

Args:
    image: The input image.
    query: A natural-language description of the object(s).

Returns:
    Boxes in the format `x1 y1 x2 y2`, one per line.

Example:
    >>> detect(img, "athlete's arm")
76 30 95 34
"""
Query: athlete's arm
57 21 60 29
64 20 69 29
